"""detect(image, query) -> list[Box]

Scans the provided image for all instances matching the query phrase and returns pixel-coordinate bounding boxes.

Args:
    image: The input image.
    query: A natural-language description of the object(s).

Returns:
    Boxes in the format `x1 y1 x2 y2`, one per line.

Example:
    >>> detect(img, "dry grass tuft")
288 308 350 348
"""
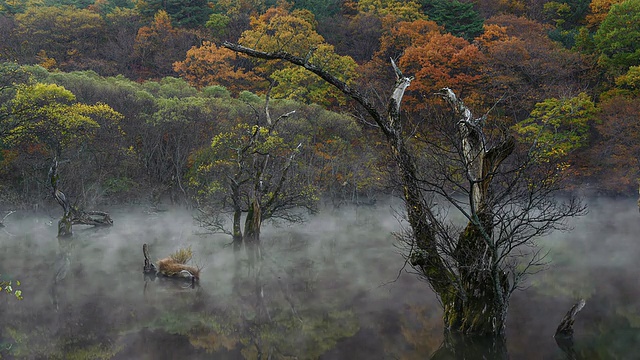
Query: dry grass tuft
169 245 193 264
156 245 200 279
157 257 200 279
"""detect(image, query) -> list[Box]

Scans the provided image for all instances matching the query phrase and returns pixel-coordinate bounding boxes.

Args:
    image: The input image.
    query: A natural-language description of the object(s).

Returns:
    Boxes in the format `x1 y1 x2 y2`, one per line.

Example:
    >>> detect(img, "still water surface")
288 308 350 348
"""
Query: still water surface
0 198 639 359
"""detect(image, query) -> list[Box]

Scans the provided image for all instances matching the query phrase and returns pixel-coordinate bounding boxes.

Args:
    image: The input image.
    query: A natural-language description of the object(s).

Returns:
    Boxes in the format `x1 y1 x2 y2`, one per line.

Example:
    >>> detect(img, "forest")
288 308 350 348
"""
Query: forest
0 0 638 209
1 0 640 358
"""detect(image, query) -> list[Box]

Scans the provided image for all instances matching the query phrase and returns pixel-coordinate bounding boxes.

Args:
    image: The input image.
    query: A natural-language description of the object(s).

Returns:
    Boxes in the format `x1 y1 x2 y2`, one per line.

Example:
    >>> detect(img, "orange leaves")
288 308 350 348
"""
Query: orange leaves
229 3 358 105
380 19 441 51
474 15 591 122
579 95 640 193
476 23 530 74
133 10 199 78
358 14 591 121
585 0 625 29
135 10 176 48
475 24 510 49
401 32 483 89
173 41 265 93
371 19 484 111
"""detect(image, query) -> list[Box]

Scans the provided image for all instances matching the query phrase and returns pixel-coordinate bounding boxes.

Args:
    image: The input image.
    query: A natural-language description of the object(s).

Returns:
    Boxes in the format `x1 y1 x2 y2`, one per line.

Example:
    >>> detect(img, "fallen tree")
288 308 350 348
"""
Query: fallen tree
222 42 585 336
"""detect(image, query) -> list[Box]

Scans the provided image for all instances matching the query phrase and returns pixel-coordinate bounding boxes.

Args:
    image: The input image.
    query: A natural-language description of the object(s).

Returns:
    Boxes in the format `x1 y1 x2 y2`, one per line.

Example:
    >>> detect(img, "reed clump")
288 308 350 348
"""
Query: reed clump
157 245 200 279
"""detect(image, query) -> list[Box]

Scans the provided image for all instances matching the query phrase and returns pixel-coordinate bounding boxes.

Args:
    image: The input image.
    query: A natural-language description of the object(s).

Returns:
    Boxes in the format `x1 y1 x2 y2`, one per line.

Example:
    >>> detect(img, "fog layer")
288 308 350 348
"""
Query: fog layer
1 198 639 358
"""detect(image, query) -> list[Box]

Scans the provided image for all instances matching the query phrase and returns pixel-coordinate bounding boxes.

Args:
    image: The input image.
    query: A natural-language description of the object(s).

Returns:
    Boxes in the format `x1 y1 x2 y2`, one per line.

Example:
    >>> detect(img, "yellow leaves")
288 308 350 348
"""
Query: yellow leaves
357 0 426 22
514 93 597 160
169 245 193 264
152 10 173 31
6 82 122 155
0 277 23 300
615 66 640 92
36 50 57 70
270 43 358 106
233 4 357 105
14 83 75 104
241 6 324 57
586 0 625 29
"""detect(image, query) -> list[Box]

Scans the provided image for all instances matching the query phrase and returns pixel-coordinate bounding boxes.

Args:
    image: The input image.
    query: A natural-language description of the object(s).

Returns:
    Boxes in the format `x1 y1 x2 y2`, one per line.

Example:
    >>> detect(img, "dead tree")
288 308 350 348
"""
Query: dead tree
222 42 585 336
49 158 113 237
554 299 586 360
0 211 14 228
555 298 586 338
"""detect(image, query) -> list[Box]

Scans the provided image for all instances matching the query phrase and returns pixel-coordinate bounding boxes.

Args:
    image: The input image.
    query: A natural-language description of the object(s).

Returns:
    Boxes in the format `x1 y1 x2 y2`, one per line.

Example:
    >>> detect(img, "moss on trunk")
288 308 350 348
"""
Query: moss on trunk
244 199 262 268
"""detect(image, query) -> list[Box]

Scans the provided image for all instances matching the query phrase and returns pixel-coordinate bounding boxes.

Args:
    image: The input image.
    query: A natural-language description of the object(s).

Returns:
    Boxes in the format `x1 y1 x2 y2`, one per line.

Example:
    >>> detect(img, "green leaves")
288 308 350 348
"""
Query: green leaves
137 0 212 28
0 277 23 300
514 92 597 159
593 0 640 74
420 0 484 40
237 5 358 106
6 82 122 155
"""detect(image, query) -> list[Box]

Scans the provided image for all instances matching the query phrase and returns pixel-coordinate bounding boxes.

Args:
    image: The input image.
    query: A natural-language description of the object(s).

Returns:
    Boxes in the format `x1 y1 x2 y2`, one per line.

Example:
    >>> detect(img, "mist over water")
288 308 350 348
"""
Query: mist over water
1 197 639 359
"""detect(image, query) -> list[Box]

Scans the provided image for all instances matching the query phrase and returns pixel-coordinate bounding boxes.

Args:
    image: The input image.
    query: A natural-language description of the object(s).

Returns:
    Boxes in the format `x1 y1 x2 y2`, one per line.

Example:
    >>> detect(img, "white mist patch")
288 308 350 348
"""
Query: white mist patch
4 197 636 358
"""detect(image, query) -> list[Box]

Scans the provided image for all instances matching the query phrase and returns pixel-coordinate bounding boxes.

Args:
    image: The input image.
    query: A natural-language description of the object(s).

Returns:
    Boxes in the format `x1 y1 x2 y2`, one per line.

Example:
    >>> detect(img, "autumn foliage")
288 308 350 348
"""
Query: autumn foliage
0 0 638 203
174 41 265 93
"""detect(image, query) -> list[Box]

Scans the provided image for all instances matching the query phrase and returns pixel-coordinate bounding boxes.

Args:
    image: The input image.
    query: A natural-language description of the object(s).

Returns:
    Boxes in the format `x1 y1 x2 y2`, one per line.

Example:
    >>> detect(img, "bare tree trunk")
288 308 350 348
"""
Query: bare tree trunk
220 42 490 333
0 211 15 228
49 158 113 238
233 208 243 252
439 90 515 334
244 198 262 272
231 181 244 254
555 299 585 338
221 43 583 337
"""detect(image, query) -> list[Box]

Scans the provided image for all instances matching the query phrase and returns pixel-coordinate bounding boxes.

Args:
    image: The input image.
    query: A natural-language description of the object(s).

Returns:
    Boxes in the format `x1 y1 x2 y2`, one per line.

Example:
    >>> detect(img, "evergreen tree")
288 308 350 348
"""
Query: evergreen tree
420 0 484 40
593 0 640 75
137 0 212 28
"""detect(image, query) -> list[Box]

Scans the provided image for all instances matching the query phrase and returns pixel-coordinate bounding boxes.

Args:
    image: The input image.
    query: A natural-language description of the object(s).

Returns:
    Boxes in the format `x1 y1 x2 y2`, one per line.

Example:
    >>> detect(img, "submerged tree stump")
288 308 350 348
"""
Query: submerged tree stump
553 299 586 360
555 298 586 338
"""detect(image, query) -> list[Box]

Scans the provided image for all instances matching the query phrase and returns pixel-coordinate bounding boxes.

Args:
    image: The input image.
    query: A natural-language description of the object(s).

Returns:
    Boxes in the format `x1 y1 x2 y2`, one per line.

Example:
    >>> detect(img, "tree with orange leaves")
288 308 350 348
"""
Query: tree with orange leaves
475 16 592 123
360 19 484 112
585 0 624 29
173 42 266 94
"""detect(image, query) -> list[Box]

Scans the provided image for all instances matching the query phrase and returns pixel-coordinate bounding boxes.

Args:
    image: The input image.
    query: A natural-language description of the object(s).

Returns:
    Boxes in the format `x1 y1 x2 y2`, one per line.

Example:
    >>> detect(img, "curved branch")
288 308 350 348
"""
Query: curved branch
222 42 392 136
222 42 452 302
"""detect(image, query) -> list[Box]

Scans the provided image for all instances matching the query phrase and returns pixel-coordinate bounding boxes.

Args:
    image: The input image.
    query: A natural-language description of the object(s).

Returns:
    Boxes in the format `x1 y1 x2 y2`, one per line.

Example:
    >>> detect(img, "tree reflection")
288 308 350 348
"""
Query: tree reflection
430 332 508 360
171 242 361 359
389 303 508 359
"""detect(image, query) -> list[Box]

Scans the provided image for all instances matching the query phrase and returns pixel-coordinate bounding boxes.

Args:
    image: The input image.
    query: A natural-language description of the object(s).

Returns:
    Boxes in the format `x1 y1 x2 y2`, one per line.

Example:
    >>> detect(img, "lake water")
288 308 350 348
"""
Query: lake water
1 198 639 359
